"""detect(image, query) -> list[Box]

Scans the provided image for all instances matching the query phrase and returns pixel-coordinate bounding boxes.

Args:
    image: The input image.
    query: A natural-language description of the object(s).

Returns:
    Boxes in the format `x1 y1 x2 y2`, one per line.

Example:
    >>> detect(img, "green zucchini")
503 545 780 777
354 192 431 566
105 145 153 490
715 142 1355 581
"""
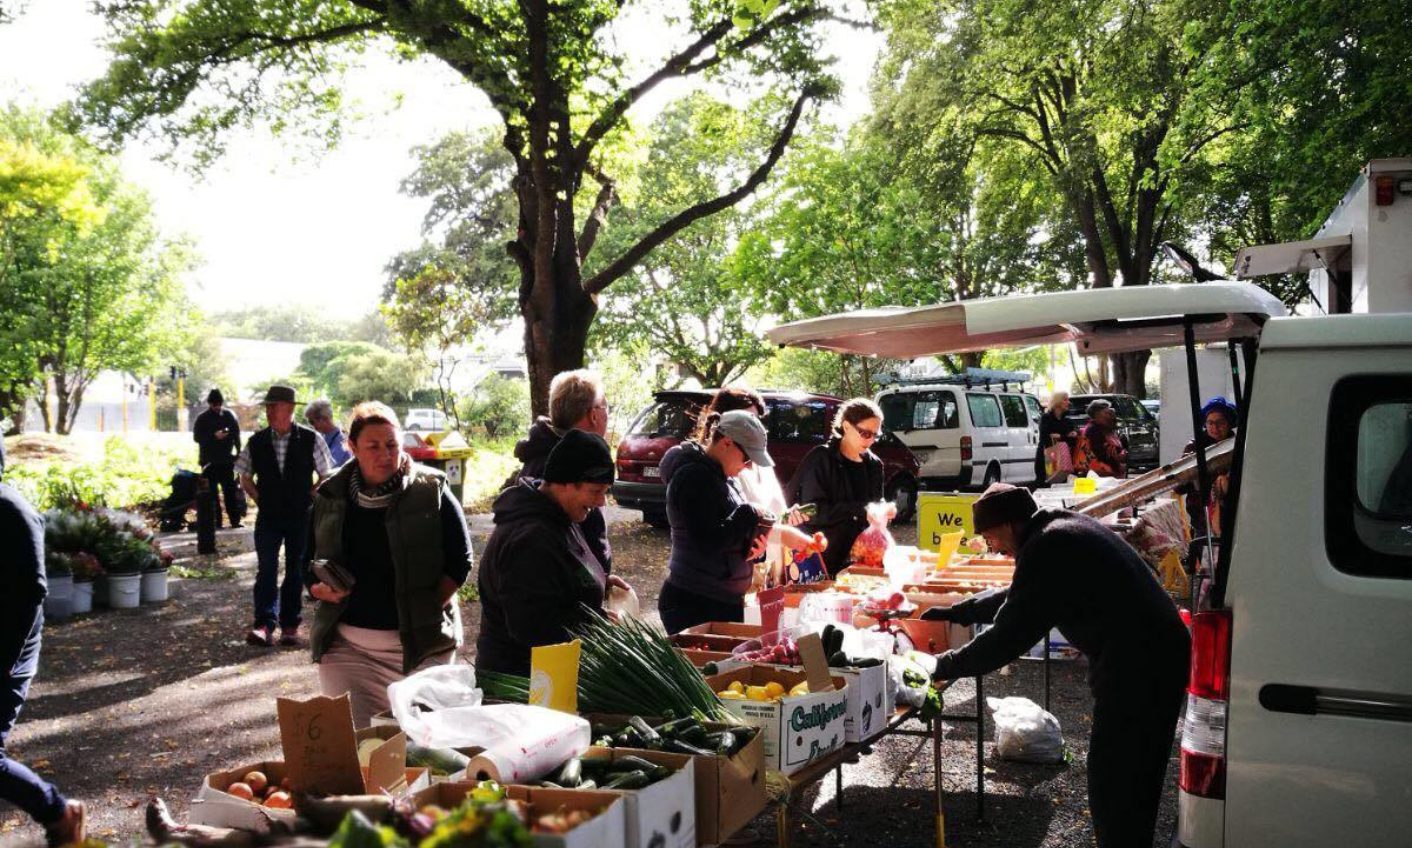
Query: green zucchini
406 745 471 774
555 757 582 788
628 716 663 750
664 737 716 757
608 754 660 774
602 770 652 791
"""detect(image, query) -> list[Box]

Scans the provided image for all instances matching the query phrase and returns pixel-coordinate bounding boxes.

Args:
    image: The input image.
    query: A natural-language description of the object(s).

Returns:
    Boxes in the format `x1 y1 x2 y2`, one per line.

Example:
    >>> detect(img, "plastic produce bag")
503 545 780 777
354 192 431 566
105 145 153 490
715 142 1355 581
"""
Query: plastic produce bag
387 664 483 743
986 696 1064 763
605 582 640 618
849 501 898 568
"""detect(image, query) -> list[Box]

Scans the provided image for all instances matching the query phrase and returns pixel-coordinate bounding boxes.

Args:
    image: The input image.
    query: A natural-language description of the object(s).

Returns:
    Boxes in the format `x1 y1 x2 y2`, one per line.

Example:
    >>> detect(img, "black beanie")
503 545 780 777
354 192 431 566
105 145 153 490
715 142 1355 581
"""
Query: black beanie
207 388 224 405
544 429 615 485
972 483 1039 532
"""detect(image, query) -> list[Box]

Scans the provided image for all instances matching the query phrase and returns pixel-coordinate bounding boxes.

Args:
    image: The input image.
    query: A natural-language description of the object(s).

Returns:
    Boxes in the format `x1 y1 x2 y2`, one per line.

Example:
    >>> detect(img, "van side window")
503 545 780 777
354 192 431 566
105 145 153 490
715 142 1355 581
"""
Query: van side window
967 393 1003 428
1326 376 1412 577
999 395 1028 428
1024 395 1043 424
881 392 958 430
880 395 913 432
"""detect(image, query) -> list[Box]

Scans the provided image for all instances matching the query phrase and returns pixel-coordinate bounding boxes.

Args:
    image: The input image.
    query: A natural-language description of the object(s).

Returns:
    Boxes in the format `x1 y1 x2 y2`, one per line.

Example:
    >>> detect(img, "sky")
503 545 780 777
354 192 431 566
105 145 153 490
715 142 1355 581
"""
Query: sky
0 1 881 321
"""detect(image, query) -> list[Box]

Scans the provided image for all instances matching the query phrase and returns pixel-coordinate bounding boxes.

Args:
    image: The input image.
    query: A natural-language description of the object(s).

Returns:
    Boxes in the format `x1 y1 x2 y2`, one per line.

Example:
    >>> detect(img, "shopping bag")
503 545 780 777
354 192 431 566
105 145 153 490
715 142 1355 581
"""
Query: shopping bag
1044 441 1073 481
987 696 1065 763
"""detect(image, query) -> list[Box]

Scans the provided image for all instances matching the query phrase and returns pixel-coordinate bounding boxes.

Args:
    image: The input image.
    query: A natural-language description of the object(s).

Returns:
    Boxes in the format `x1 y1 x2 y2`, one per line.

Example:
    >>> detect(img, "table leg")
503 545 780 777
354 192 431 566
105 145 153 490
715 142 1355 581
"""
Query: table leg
976 674 985 822
933 716 947 848
1044 638 1052 713
836 765 844 809
777 803 791 848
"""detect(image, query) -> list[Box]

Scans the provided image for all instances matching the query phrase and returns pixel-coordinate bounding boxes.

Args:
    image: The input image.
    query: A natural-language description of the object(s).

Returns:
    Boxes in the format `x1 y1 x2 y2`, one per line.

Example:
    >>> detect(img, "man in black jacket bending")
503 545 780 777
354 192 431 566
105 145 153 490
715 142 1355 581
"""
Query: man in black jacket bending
925 483 1190 848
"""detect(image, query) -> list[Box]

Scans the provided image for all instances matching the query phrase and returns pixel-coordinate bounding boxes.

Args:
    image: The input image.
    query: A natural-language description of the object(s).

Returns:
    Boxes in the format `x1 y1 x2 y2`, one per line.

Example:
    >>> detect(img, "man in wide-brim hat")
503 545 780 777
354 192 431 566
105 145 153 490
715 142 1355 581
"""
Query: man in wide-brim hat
235 385 334 647
922 483 1190 848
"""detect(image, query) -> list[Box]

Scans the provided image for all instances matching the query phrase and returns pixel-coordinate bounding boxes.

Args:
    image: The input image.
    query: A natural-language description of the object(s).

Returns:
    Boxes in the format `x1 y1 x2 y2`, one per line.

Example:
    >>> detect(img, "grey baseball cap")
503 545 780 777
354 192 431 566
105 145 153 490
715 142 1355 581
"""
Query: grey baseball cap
715 410 773 468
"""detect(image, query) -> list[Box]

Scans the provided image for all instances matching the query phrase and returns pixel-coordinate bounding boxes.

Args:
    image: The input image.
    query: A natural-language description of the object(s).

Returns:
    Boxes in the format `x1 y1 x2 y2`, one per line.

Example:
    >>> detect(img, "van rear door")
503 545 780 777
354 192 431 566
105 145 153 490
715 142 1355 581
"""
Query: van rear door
1222 326 1412 846
998 393 1035 482
879 390 962 482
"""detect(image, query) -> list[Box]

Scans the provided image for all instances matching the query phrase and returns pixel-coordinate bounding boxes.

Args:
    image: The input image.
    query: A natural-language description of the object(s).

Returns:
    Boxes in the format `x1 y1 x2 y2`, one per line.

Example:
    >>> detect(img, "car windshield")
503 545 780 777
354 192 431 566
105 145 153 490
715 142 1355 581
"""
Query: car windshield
628 397 699 439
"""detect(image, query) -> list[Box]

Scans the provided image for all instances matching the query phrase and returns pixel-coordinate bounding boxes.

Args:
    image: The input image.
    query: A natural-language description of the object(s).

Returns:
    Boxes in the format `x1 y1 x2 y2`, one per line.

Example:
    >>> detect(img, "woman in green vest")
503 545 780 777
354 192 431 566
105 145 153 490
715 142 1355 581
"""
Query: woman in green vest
305 401 473 727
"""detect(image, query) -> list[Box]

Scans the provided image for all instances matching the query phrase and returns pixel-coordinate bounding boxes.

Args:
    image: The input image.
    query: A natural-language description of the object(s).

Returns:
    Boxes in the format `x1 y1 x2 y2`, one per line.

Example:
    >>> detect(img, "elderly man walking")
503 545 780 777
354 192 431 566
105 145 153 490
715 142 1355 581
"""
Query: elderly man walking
236 385 334 647
304 398 351 467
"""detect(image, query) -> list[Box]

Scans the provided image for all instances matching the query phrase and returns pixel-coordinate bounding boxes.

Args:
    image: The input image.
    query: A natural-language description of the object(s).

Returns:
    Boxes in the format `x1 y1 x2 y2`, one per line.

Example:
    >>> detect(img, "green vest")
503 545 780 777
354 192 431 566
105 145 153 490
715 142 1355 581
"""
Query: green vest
307 462 463 673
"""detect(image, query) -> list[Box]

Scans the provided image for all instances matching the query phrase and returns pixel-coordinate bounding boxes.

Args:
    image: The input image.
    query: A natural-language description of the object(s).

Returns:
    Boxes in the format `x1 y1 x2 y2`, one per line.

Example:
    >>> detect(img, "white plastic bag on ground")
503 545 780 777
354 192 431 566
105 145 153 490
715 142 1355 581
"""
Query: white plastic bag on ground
987 696 1064 763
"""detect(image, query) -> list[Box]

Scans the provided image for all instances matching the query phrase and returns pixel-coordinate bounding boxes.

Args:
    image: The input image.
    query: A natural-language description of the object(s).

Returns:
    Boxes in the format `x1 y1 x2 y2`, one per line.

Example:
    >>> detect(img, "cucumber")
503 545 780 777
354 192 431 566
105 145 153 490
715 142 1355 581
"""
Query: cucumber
628 716 663 750
708 731 736 756
602 770 652 790
653 718 696 738
679 725 710 747
664 738 716 757
724 726 757 753
406 744 471 774
828 650 850 668
555 757 582 788
609 754 660 774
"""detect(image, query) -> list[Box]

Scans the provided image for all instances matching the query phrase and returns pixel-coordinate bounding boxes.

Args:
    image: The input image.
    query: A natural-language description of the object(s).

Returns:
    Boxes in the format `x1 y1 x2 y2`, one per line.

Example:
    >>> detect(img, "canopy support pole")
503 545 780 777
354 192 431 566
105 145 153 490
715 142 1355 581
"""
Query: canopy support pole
1184 320 1213 609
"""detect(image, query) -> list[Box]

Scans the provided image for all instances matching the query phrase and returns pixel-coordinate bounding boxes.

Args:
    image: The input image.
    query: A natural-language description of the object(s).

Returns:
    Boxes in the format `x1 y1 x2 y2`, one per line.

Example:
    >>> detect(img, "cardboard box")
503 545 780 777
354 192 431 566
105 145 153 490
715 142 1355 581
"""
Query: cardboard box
277 695 416 795
190 760 297 832
669 632 752 652
756 660 889 744
584 748 695 848
507 785 629 848
681 622 764 640
690 722 765 846
675 648 737 669
704 666 849 776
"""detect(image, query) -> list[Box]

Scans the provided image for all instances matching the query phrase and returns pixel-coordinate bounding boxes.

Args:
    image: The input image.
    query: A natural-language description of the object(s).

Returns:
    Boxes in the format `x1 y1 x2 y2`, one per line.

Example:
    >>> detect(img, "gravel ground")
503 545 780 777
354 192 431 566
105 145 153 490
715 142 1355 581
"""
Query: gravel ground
1 505 1180 847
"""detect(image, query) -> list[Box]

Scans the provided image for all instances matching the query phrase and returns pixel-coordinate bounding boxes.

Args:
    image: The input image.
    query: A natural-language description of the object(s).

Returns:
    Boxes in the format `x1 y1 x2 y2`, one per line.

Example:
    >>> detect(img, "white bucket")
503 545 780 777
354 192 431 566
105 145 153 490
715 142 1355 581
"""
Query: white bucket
44 574 73 619
141 569 170 603
70 580 94 614
107 573 142 609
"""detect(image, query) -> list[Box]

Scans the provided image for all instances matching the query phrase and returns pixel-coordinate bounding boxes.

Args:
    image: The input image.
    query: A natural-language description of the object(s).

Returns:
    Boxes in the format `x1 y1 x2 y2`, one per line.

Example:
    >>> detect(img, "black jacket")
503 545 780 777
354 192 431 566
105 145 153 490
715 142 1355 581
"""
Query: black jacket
786 438 884 574
475 481 606 676
933 509 1190 698
1 483 46 679
1035 411 1078 482
248 425 319 522
502 418 612 574
661 442 761 603
193 407 242 466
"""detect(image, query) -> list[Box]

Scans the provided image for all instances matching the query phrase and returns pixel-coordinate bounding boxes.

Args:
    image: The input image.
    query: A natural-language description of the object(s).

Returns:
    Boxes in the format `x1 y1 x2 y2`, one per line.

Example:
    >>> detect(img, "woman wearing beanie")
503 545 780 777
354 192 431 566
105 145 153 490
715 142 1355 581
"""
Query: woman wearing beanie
658 410 776 633
303 402 473 727
923 483 1190 848
785 398 886 575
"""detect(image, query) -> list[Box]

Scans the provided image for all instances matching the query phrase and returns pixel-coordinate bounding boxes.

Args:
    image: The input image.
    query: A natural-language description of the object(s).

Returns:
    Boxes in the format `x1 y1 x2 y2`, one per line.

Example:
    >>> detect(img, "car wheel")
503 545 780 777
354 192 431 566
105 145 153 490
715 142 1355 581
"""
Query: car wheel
886 475 918 522
981 462 1002 489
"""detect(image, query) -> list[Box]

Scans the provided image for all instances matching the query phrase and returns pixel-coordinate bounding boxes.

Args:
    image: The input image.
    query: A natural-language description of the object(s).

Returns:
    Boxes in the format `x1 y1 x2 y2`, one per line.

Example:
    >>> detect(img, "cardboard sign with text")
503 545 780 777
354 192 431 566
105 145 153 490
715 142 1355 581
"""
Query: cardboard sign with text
916 492 978 551
276 695 406 796
795 631 835 695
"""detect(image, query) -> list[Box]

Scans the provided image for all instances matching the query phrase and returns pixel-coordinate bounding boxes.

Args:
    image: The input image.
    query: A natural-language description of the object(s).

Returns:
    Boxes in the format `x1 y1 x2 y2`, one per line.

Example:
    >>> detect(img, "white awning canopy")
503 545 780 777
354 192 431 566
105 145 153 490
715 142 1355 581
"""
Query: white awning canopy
765 283 1287 358
1233 234 1351 278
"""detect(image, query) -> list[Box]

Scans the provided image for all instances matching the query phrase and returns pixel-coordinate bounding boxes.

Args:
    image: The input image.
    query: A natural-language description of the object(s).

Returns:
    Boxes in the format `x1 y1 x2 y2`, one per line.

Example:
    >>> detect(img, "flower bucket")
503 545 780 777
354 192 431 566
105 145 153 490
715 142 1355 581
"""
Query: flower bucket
71 580 94 615
107 573 142 610
44 574 73 620
141 568 170 603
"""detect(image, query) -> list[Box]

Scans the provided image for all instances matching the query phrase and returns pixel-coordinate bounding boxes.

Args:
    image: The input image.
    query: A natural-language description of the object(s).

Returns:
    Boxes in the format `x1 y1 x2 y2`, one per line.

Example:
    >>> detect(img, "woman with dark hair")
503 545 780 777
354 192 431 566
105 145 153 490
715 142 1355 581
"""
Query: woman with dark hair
658 410 778 633
1182 397 1238 542
304 401 473 726
786 398 886 575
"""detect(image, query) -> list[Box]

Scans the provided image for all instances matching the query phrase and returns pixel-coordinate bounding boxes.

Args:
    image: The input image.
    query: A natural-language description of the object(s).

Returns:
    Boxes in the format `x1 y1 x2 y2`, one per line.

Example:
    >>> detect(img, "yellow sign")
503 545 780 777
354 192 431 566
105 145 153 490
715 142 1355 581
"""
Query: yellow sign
530 640 581 713
1073 477 1098 495
916 492 978 551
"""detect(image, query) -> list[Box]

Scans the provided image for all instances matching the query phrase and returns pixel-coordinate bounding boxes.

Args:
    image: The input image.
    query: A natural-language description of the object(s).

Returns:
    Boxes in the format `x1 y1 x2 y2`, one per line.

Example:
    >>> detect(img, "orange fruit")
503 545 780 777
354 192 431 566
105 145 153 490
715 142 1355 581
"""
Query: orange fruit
264 791 292 809
244 771 268 794
226 782 254 801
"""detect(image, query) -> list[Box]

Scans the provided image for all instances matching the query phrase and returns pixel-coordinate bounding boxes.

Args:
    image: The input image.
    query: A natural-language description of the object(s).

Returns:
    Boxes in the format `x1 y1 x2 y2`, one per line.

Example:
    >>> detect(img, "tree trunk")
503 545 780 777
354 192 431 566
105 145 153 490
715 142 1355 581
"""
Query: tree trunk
55 372 73 435
1111 350 1150 397
522 286 596 417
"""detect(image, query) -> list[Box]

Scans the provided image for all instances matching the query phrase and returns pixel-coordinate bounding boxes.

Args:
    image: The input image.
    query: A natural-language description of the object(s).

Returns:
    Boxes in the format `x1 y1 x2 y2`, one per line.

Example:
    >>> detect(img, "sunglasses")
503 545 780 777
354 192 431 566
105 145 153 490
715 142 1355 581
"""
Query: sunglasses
850 423 879 440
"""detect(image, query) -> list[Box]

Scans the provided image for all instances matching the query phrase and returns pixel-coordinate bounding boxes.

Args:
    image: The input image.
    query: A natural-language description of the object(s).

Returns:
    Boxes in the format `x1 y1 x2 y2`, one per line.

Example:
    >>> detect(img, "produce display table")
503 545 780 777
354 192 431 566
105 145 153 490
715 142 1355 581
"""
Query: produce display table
767 676 986 848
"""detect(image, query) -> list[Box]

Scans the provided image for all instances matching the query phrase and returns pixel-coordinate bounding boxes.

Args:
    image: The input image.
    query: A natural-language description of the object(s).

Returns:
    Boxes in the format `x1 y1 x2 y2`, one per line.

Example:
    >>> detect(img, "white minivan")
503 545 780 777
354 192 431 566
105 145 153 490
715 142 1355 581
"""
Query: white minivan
876 373 1042 490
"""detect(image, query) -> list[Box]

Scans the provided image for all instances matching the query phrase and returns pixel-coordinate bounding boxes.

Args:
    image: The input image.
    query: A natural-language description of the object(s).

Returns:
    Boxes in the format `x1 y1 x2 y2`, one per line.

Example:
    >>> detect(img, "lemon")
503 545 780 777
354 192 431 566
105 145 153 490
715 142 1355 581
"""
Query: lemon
764 681 785 699
718 690 746 700
789 681 810 697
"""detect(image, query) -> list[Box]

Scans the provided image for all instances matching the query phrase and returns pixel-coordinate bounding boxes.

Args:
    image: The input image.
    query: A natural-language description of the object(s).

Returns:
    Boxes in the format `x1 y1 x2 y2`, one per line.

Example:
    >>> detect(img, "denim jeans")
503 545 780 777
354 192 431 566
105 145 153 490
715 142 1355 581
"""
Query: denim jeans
1 665 66 826
252 514 308 630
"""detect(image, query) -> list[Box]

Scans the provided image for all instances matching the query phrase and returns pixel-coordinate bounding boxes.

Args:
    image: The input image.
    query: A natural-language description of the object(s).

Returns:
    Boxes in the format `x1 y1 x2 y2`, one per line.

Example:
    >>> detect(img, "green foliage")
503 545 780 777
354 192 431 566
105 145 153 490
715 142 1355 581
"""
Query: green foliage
1 105 191 432
459 375 530 441
462 436 521 513
212 304 385 344
6 435 195 511
330 348 426 410
745 347 900 399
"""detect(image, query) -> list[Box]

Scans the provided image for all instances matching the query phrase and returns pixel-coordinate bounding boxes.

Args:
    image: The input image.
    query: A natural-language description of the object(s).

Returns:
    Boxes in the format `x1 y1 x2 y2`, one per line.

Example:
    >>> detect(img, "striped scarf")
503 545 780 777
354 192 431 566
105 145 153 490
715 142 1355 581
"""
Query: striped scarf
349 459 407 509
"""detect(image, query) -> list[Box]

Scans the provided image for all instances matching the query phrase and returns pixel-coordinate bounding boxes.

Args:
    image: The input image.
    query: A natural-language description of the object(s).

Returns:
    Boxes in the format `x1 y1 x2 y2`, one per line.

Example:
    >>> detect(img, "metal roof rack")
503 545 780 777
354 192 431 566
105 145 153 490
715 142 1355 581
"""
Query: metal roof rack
877 367 1034 391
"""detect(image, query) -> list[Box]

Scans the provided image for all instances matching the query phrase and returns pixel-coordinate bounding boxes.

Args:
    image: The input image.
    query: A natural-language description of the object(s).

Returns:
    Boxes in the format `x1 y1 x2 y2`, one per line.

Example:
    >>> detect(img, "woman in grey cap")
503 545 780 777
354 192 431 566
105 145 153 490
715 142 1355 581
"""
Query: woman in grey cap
657 409 776 633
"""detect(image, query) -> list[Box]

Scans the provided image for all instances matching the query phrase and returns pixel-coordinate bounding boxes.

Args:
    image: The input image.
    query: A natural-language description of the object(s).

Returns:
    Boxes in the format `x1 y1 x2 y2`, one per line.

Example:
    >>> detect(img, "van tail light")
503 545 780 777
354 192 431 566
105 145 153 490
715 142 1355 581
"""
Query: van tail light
960 436 973 461
1180 610 1232 799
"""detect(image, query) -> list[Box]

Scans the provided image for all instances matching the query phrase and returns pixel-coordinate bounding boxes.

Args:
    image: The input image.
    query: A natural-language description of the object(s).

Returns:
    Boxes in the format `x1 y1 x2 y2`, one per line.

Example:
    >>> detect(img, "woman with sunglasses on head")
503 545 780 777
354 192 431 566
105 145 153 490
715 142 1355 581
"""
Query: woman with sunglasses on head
658 410 777 634
786 398 886 576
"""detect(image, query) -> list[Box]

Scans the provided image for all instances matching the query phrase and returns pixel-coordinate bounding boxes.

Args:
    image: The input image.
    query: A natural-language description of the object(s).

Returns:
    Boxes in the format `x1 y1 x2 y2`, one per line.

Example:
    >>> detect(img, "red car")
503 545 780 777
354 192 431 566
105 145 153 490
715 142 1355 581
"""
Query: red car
613 390 922 527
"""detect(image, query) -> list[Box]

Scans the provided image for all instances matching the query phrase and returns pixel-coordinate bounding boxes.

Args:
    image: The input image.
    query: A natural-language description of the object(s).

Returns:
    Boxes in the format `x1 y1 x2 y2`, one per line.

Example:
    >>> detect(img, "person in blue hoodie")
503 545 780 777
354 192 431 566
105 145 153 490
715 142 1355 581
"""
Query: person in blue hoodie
657 410 775 633
0 441 86 846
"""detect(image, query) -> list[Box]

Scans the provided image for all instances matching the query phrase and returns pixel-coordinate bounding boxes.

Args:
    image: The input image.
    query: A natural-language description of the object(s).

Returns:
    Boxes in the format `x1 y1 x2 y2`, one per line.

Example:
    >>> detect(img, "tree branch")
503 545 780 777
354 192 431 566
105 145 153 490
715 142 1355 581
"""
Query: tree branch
577 163 616 262
582 86 817 295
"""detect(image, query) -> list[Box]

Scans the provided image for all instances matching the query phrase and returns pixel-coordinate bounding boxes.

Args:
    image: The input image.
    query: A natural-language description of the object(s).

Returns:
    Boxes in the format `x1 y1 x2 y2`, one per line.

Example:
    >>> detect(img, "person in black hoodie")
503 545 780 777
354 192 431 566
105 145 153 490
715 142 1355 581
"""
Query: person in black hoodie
0 442 86 846
476 430 631 676
786 398 885 575
658 411 775 633
501 369 612 573
923 483 1190 848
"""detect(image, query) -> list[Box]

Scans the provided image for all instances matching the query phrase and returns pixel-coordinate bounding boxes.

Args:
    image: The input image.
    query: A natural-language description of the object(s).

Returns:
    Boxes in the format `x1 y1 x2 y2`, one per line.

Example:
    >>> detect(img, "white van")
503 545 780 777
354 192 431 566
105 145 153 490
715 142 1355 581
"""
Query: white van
770 275 1412 848
876 371 1042 490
